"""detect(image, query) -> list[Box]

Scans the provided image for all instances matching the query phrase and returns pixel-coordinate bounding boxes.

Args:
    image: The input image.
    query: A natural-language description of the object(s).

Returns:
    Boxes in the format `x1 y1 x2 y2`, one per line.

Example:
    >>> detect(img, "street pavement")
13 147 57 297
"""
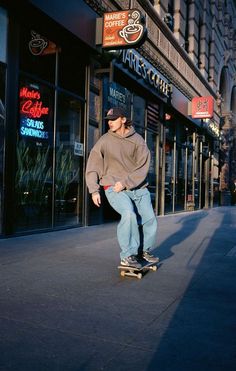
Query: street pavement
0 206 236 371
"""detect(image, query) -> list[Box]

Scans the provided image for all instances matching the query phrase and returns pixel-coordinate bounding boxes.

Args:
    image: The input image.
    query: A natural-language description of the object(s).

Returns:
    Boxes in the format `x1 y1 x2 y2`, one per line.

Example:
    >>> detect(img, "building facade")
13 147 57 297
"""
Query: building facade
0 0 235 237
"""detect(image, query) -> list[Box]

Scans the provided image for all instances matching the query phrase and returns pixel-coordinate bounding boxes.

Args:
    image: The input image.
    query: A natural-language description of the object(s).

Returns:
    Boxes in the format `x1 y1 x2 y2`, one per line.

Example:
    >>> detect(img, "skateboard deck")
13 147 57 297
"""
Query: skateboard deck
118 260 158 279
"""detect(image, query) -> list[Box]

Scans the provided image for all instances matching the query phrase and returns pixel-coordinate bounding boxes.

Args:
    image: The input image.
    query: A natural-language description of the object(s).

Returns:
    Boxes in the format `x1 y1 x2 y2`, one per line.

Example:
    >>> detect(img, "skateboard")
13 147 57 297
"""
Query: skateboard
118 260 158 279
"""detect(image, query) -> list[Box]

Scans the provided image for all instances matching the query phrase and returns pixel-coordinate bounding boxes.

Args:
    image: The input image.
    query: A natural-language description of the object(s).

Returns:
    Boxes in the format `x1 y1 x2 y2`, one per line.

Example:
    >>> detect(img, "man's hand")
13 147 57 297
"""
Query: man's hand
113 182 124 193
92 192 101 207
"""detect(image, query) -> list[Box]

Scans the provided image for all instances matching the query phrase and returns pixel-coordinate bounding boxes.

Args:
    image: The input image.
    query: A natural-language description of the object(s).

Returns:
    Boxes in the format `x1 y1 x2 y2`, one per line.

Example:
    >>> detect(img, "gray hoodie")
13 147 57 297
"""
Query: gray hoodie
85 127 150 194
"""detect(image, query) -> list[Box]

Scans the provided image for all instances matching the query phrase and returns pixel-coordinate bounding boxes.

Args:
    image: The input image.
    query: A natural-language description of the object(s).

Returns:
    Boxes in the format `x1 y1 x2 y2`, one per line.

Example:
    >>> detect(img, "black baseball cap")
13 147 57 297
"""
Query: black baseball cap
104 107 127 120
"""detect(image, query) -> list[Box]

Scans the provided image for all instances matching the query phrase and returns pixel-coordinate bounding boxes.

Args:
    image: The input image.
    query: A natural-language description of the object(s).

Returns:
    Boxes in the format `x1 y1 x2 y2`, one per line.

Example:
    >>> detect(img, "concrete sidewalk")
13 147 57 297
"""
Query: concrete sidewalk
0 207 236 371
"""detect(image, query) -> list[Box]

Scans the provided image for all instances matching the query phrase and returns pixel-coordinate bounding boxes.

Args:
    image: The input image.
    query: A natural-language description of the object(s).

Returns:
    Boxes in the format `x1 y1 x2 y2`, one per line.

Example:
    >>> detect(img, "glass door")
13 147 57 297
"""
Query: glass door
0 63 6 234
54 92 83 227
0 7 7 234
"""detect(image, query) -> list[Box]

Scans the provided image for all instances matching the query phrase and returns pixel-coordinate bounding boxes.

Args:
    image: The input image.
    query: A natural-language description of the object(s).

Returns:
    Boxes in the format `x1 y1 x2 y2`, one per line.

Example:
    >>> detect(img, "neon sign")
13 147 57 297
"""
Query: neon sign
21 100 49 118
19 85 50 140
20 87 40 100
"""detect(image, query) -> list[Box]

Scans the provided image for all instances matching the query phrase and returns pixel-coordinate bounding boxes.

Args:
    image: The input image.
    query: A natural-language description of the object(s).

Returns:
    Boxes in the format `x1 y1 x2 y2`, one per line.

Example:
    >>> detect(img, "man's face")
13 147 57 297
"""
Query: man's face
108 116 126 132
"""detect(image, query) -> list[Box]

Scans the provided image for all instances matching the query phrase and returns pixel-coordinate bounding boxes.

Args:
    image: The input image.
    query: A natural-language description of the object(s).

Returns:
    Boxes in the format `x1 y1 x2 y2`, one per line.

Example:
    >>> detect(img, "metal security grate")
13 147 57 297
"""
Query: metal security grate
147 103 159 134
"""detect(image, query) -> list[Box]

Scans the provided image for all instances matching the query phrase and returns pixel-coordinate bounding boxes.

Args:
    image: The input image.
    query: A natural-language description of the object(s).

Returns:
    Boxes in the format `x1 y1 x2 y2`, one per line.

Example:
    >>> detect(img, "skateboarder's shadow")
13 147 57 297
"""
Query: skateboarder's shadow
152 211 208 262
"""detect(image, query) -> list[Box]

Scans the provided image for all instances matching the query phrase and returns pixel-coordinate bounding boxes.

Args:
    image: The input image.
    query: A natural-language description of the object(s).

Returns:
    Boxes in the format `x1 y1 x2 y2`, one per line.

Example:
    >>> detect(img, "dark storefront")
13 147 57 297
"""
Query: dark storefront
0 0 98 236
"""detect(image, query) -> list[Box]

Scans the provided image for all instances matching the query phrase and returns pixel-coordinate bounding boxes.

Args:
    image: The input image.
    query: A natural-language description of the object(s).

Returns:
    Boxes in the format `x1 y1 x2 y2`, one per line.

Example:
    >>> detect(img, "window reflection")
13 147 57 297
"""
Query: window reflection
15 78 54 231
0 63 6 234
133 95 145 137
165 138 174 213
55 93 83 226
20 28 56 83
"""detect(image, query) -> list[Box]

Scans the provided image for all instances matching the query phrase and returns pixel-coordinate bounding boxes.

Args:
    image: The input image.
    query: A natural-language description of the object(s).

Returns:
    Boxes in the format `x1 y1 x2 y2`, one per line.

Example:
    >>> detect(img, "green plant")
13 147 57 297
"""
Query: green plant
55 143 75 201
15 140 52 206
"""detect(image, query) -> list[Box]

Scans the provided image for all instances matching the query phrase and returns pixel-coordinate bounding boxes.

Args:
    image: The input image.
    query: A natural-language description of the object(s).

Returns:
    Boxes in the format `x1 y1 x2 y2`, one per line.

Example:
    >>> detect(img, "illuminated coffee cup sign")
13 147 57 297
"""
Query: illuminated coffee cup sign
29 31 48 55
29 30 58 56
102 9 146 49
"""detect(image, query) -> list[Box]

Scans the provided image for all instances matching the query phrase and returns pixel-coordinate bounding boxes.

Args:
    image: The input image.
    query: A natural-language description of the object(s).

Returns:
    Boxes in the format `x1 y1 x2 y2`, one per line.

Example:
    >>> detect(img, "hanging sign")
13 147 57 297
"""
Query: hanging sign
102 9 146 49
192 96 214 119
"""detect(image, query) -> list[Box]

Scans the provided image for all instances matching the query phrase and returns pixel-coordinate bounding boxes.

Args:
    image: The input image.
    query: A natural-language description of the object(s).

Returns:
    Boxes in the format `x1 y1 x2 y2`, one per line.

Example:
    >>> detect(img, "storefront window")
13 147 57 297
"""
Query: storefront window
20 28 57 83
0 7 7 234
54 93 83 227
58 47 85 97
0 63 6 234
175 145 185 211
194 136 200 208
15 78 54 231
187 148 193 204
133 95 145 137
103 78 131 122
165 121 176 213
164 138 174 213
175 127 187 212
0 7 7 63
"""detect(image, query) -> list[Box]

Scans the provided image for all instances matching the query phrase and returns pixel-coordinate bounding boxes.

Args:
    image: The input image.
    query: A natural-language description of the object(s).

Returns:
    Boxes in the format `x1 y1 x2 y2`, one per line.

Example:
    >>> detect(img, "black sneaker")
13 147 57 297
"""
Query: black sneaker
120 255 142 269
142 250 160 263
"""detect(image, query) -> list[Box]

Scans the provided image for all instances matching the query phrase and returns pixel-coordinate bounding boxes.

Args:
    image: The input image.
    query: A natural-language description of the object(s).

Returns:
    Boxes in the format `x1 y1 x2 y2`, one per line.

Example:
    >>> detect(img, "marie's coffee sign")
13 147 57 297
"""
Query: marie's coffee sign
19 84 50 140
102 9 146 49
192 96 214 119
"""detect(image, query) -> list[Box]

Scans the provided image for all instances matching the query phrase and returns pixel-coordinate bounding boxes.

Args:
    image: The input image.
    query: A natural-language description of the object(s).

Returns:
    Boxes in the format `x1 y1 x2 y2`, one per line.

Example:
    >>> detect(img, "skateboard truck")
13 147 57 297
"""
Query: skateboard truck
118 261 158 279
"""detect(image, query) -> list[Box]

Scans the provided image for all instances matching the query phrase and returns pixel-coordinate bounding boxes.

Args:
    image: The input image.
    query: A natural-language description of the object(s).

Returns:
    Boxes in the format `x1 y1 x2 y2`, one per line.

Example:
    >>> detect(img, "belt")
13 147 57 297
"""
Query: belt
103 185 112 190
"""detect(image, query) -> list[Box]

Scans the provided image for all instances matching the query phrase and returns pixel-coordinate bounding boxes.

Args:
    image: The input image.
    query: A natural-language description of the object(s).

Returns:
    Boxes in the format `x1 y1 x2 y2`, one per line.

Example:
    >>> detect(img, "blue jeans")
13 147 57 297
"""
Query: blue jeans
105 187 157 259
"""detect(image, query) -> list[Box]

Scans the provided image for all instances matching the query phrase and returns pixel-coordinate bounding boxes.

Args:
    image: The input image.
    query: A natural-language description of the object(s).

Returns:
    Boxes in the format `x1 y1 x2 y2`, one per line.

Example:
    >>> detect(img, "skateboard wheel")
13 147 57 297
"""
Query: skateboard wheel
137 273 142 279
152 265 157 271
120 270 126 277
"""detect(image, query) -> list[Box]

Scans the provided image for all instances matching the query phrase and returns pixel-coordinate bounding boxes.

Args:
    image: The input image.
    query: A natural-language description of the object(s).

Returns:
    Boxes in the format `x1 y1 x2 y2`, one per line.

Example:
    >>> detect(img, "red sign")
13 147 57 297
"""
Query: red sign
102 9 146 49
19 87 49 119
192 96 214 119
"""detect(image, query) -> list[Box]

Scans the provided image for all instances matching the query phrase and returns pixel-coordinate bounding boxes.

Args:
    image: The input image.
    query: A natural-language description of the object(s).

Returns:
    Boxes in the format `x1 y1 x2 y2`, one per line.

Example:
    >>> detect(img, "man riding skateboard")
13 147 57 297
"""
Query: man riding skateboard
85 107 159 269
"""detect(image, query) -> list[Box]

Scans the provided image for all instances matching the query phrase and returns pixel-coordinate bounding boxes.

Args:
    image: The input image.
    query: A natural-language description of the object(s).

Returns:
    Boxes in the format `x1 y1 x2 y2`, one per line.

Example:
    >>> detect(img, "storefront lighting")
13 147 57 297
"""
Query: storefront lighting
165 113 172 120
19 84 50 140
